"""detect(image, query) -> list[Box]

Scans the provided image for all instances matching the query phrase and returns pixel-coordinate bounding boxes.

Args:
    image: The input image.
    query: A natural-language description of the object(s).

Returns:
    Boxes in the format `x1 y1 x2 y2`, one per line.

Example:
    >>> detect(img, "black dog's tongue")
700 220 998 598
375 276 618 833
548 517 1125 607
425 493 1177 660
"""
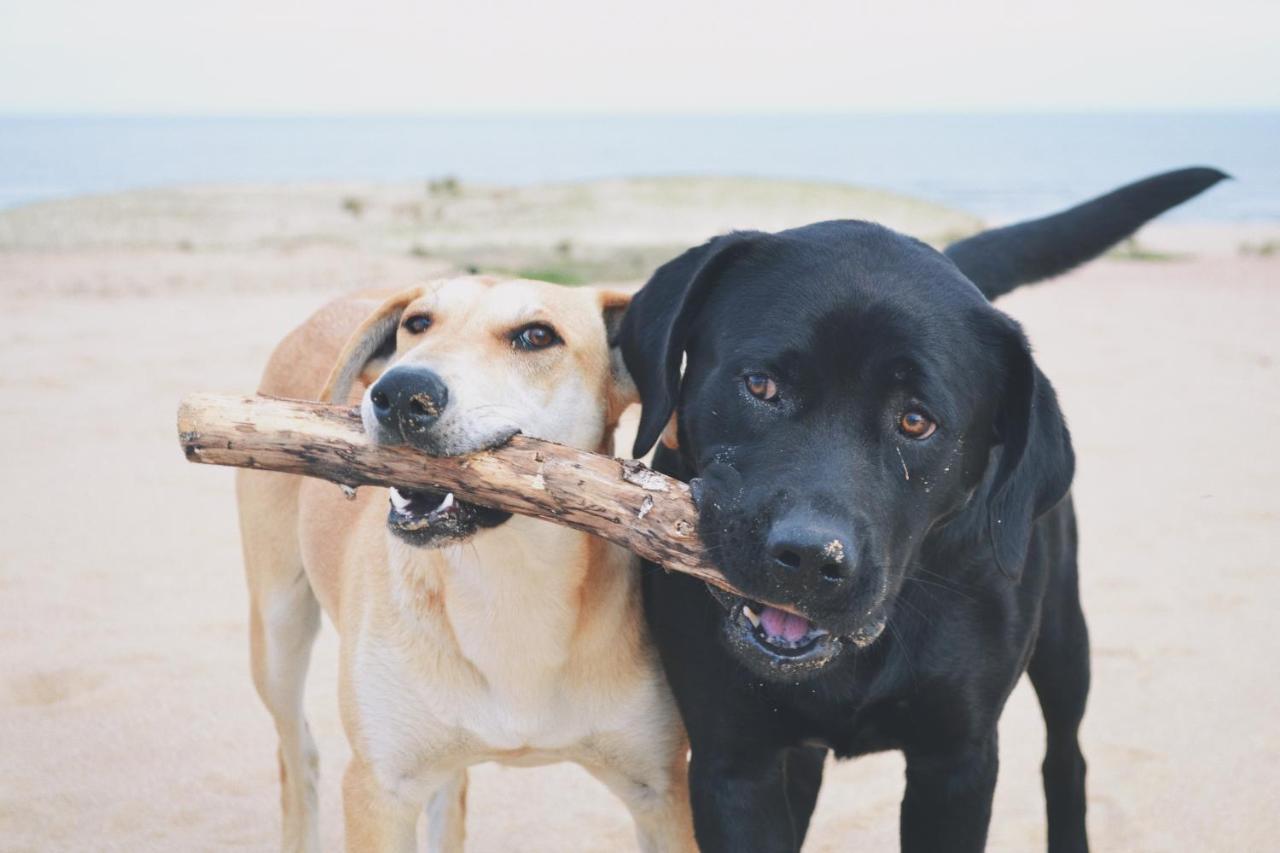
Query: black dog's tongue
759 606 813 643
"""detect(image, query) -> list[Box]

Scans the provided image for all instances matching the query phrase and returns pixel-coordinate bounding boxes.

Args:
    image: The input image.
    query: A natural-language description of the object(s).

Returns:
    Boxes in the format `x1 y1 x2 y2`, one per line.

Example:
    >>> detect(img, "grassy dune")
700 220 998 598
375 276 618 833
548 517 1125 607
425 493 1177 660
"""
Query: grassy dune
0 176 981 283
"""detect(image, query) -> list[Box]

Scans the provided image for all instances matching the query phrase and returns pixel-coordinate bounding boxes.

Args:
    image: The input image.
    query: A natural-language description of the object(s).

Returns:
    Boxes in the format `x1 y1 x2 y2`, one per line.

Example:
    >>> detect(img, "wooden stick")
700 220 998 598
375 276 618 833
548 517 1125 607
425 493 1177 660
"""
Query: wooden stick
176 393 739 595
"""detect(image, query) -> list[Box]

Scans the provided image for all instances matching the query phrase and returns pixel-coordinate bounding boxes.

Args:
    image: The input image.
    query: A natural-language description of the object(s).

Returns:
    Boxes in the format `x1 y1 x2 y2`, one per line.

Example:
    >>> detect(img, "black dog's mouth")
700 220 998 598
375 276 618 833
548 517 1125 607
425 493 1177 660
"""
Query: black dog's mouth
708 586 887 676
738 600 832 656
387 486 511 546
722 595 844 674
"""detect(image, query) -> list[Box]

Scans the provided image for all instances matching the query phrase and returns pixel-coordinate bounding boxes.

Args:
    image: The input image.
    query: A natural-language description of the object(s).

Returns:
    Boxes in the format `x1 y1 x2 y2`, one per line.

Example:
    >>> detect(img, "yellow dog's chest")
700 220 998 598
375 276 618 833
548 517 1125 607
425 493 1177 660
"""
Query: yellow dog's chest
346 628 665 799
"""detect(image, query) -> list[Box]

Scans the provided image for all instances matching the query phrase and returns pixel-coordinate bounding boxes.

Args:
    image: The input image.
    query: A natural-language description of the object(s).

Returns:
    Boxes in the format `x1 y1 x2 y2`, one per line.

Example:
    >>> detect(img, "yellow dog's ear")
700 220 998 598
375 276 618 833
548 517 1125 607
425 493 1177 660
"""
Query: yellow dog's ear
600 289 639 427
320 286 425 403
660 413 680 450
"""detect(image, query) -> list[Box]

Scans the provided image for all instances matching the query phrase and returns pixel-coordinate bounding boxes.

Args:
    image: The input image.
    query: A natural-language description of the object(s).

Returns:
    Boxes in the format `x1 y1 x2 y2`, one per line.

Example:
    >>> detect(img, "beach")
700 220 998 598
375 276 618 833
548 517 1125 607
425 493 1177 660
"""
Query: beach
1 181 1277 851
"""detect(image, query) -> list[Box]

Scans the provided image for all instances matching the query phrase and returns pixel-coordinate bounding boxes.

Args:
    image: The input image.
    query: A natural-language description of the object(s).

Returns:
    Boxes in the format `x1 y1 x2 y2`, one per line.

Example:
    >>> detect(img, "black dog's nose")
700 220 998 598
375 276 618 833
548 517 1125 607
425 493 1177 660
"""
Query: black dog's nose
368 366 449 443
766 521 854 582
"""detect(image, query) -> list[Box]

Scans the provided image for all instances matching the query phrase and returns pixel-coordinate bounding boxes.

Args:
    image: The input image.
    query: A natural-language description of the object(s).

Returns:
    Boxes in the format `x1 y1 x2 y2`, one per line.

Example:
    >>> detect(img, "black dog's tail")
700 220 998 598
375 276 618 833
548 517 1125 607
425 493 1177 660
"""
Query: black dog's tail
945 166 1229 301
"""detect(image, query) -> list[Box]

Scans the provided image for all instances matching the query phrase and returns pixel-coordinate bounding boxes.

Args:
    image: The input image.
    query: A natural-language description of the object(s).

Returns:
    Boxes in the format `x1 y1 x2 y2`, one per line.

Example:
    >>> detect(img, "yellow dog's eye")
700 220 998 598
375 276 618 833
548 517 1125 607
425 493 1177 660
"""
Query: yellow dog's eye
403 314 432 334
898 410 937 439
513 324 560 351
744 374 778 401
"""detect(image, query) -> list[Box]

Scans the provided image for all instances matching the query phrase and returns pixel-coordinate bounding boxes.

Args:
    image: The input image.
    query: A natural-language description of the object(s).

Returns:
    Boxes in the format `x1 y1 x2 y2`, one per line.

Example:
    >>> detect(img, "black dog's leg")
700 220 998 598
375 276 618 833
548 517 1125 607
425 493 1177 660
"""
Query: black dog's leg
1028 557 1091 853
899 737 999 853
784 745 827 845
689 748 806 852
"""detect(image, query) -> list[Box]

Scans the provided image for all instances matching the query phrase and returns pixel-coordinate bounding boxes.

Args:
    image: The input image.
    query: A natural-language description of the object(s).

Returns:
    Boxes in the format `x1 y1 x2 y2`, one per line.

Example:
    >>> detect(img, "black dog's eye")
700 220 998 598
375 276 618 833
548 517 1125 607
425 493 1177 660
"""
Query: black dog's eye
402 314 432 334
898 410 937 439
512 323 561 351
744 373 778 401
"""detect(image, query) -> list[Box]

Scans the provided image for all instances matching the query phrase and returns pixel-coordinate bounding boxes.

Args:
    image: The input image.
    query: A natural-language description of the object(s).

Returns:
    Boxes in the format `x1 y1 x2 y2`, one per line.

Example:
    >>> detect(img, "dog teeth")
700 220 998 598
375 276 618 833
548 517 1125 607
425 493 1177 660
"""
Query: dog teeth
432 492 456 515
389 488 412 511
741 605 761 628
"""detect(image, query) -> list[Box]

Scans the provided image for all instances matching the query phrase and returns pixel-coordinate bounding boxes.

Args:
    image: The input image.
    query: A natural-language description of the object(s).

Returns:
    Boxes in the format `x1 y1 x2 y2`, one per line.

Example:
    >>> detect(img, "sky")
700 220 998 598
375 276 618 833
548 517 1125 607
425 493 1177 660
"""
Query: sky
1 0 1277 115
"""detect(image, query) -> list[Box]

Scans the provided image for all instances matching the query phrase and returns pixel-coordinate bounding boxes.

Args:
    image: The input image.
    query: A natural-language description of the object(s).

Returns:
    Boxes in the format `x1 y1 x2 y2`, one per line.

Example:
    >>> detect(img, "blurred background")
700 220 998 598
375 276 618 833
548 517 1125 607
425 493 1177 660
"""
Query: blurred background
1 1 1277 850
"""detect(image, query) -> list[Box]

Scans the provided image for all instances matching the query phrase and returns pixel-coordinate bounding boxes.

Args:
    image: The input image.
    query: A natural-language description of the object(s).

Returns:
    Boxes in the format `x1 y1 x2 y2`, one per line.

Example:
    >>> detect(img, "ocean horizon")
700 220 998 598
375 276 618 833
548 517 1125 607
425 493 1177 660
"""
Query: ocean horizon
2 112 1276 222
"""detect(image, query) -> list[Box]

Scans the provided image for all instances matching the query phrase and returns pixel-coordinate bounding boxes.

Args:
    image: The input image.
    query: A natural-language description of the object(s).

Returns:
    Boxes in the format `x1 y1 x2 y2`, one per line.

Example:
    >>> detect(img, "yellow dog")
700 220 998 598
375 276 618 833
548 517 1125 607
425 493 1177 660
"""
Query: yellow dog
237 277 693 852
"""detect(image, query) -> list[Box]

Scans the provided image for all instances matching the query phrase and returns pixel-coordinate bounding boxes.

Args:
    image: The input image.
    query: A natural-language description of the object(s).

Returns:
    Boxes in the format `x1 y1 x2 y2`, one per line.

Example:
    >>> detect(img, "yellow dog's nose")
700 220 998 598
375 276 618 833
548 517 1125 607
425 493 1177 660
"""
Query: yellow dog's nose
369 365 449 441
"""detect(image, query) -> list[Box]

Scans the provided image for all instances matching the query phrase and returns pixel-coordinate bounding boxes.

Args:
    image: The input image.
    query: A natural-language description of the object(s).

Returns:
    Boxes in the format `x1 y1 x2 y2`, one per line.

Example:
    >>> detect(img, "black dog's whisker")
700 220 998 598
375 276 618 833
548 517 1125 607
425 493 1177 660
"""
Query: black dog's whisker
889 591 936 630
901 575 980 605
885 618 918 688
912 566 983 599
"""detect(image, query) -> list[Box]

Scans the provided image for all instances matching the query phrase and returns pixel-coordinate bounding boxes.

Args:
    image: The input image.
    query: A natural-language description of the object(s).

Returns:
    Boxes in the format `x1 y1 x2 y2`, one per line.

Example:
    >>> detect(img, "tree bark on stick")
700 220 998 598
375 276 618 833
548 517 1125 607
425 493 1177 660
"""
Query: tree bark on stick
176 393 741 596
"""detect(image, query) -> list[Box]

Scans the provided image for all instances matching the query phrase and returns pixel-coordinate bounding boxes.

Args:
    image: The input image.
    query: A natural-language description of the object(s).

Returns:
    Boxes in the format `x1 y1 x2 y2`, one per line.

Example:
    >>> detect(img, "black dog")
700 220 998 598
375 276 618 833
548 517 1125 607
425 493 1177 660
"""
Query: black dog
616 168 1226 853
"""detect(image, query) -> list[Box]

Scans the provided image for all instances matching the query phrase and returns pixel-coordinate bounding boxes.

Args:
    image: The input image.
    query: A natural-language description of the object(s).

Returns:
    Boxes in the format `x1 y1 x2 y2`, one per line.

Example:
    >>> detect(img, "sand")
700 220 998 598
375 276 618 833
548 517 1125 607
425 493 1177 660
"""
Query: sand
1 186 1278 851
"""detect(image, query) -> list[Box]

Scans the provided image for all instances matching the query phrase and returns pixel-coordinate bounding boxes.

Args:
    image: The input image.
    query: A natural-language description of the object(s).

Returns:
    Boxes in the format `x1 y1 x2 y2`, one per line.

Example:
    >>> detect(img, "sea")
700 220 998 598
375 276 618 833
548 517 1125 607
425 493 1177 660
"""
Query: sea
1 113 1276 221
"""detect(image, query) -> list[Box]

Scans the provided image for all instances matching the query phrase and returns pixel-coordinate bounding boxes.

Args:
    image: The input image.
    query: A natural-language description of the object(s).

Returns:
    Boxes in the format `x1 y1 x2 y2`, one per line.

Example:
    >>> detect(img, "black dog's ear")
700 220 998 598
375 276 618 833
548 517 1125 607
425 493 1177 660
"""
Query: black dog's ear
986 322 1075 581
615 233 757 457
